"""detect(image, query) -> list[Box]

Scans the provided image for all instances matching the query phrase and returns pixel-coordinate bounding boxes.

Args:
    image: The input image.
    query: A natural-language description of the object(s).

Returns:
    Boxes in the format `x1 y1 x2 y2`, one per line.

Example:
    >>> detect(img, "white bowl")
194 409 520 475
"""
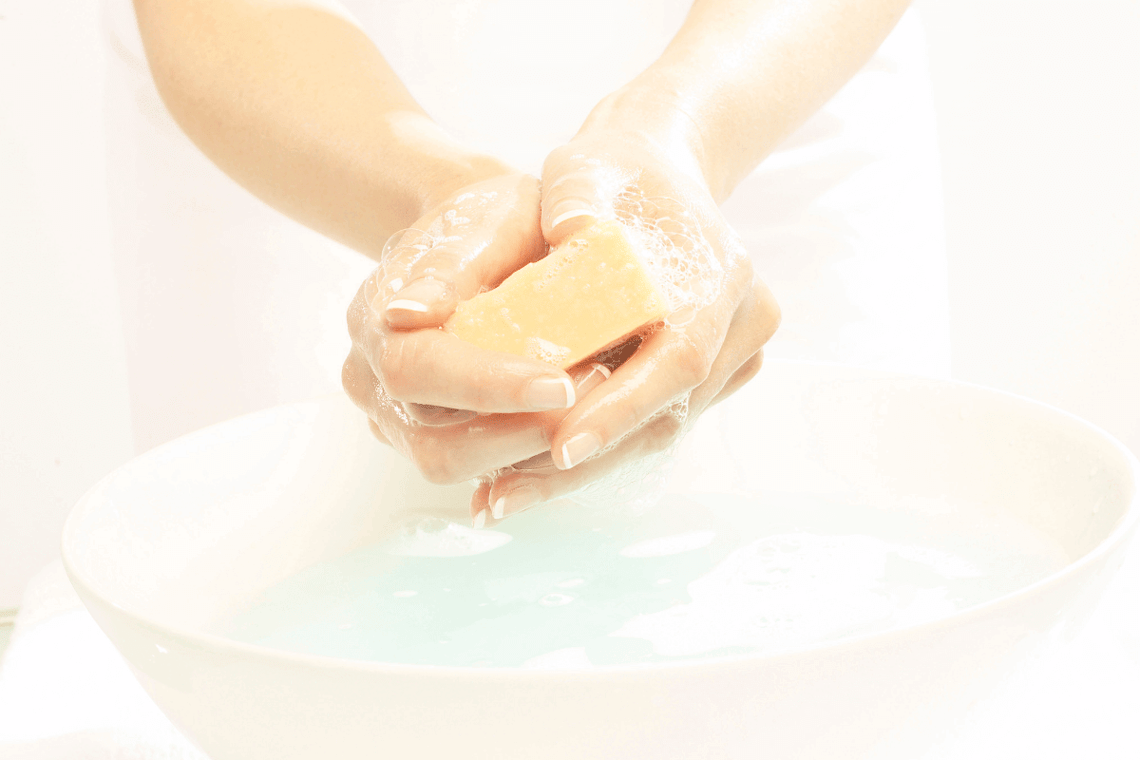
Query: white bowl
63 360 1138 760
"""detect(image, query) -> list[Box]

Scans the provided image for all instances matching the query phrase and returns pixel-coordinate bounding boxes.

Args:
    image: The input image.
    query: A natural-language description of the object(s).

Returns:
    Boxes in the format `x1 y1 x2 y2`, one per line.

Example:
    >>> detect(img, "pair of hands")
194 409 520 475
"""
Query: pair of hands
342 132 780 526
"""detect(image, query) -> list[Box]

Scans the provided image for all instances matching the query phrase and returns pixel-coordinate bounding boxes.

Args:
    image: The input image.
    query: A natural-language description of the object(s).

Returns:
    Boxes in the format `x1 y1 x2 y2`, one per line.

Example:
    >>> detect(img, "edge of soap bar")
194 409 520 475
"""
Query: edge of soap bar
444 221 669 368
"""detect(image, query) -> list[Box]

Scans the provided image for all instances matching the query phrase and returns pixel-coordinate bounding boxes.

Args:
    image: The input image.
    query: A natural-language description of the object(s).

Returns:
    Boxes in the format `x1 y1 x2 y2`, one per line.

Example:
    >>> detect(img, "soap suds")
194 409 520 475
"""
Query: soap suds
525 337 572 366
384 516 512 557
375 188 503 283
544 189 724 512
378 186 728 517
611 189 725 315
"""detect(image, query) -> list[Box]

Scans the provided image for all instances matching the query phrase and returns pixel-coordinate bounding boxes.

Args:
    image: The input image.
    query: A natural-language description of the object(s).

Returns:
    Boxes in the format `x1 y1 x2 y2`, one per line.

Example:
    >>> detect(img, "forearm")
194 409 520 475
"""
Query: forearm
133 0 510 259
579 0 910 202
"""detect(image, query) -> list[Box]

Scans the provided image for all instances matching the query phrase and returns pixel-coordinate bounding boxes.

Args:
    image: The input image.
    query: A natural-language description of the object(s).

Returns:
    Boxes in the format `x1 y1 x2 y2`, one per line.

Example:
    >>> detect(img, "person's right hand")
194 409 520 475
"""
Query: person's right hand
341 173 611 496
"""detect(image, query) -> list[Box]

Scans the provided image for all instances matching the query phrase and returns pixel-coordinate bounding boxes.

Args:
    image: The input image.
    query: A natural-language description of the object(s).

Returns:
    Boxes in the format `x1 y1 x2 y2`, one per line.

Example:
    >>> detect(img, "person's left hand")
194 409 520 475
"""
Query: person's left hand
470 130 781 523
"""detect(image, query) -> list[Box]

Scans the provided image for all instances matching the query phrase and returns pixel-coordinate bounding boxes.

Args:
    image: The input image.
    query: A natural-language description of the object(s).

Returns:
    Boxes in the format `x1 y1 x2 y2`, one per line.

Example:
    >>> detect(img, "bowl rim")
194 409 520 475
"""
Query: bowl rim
61 359 1140 681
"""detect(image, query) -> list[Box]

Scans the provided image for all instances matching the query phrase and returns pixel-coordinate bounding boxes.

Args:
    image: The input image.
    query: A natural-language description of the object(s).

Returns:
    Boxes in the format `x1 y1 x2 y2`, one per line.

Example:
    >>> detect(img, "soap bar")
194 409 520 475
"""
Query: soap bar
445 220 668 369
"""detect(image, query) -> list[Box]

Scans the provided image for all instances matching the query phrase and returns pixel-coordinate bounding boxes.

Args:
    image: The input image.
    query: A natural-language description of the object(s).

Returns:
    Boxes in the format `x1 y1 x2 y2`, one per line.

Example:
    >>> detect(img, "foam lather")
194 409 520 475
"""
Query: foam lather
445 220 669 368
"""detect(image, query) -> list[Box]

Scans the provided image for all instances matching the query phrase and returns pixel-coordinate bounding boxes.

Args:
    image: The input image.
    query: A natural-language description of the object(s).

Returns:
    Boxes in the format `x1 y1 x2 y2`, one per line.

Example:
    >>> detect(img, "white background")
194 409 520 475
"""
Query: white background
0 0 1137 754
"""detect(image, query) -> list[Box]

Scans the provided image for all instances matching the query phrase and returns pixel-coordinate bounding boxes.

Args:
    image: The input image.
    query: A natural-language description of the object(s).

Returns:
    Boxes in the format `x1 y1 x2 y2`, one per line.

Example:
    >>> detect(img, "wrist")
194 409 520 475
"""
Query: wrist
576 72 719 198
382 112 517 224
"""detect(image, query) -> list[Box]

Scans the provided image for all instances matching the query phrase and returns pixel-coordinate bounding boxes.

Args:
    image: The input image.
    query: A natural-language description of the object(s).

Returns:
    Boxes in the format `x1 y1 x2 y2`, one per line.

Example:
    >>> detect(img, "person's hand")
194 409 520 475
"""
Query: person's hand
341 172 612 500
471 132 780 522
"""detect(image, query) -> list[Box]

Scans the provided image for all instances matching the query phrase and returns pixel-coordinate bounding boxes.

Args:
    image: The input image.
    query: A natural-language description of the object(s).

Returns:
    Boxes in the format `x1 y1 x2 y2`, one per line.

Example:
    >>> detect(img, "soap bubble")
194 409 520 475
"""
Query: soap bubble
611 190 725 316
539 184 725 513
525 337 571 366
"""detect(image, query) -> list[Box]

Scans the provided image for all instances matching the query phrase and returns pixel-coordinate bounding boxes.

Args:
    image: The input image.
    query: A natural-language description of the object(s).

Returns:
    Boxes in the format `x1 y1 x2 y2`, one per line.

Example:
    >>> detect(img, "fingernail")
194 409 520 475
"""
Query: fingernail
495 486 542 519
472 509 487 529
387 299 428 313
551 208 595 230
405 403 478 426
513 451 556 471
386 278 450 317
527 377 575 410
665 306 697 327
368 291 388 318
560 432 602 469
576 362 611 388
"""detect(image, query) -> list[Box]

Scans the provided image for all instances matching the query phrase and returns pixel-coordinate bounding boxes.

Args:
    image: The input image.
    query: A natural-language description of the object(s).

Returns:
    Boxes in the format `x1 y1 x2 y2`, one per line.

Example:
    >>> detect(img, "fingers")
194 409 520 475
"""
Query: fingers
540 168 607 244
547 293 733 470
381 275 460 329
541 145 634 244
346 345 615 485
470 481 493 528
708 349 764 408
398 415 551 486
366 418 391 446
402 403 479 426
466 362 610 525
477 409 684 522
689 276 780 411
364 323 576 413
400 359 608 430
378 175 547 330
548 273 778 471
345 346 550 481
468 281 778 522
347 260 579 415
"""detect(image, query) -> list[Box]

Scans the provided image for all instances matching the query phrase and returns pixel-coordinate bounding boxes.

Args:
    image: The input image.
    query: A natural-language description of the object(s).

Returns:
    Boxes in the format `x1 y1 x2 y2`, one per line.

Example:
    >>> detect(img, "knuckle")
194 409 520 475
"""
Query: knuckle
404 403 445 426
340 351 371 408
676 335 714 389
753 279 782 339
375 340 417 401
406 435 469 486
541 145 576 179
739 350 764 383
728 244 753 283
366 419 389 445
645 412 684 453
407 438 452 485
382 228 433 267
345 279 373 346
411 246 463 283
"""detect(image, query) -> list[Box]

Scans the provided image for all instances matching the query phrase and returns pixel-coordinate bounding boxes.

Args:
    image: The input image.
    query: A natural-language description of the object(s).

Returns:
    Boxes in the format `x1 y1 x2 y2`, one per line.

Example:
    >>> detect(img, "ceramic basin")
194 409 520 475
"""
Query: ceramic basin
62 360 1139 759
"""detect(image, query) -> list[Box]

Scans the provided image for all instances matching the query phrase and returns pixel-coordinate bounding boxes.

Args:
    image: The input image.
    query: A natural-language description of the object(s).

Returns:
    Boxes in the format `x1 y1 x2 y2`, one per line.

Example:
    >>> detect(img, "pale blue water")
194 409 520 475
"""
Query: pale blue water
215 492 1068 668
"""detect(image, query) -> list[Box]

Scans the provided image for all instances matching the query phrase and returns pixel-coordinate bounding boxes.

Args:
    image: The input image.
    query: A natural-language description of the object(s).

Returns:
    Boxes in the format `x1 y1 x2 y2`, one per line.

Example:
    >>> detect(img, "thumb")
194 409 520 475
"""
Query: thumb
369 228 464 329
540 166 607 246
377 176 545 329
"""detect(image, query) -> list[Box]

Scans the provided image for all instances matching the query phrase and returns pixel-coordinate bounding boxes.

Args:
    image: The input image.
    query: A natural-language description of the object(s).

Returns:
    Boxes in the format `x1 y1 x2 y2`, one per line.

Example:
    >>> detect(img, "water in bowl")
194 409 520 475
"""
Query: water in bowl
214 491 1068 668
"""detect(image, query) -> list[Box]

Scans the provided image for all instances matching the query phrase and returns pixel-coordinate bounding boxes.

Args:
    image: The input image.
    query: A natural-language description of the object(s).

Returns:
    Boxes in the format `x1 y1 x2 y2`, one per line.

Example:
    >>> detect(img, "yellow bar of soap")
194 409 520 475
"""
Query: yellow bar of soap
445 220 669 369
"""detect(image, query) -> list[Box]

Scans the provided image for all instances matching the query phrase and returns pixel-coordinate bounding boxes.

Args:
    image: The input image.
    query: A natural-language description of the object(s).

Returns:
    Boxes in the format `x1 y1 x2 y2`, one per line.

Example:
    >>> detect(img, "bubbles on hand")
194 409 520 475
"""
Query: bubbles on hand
611 190 725 317
377 189 504 279
525 336 571 366
379 227 436 274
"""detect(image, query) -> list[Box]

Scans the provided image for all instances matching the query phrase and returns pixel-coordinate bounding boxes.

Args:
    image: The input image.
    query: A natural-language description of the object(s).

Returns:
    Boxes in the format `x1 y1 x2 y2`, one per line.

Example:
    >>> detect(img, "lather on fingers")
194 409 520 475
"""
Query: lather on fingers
473 293 778 521
377 174 548 331
344 352 610 485
457 131 782 520
343 171 602 486
347 271 577 416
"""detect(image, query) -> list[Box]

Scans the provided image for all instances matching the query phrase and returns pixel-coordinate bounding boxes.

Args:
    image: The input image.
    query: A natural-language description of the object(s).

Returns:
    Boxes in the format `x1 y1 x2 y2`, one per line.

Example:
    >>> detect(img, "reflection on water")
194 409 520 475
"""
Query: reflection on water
215 492 1068 668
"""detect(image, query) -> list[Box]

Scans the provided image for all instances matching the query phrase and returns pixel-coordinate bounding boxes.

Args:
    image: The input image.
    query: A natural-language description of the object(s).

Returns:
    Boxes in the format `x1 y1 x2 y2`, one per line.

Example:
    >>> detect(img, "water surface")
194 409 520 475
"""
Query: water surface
216 491 1068 668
